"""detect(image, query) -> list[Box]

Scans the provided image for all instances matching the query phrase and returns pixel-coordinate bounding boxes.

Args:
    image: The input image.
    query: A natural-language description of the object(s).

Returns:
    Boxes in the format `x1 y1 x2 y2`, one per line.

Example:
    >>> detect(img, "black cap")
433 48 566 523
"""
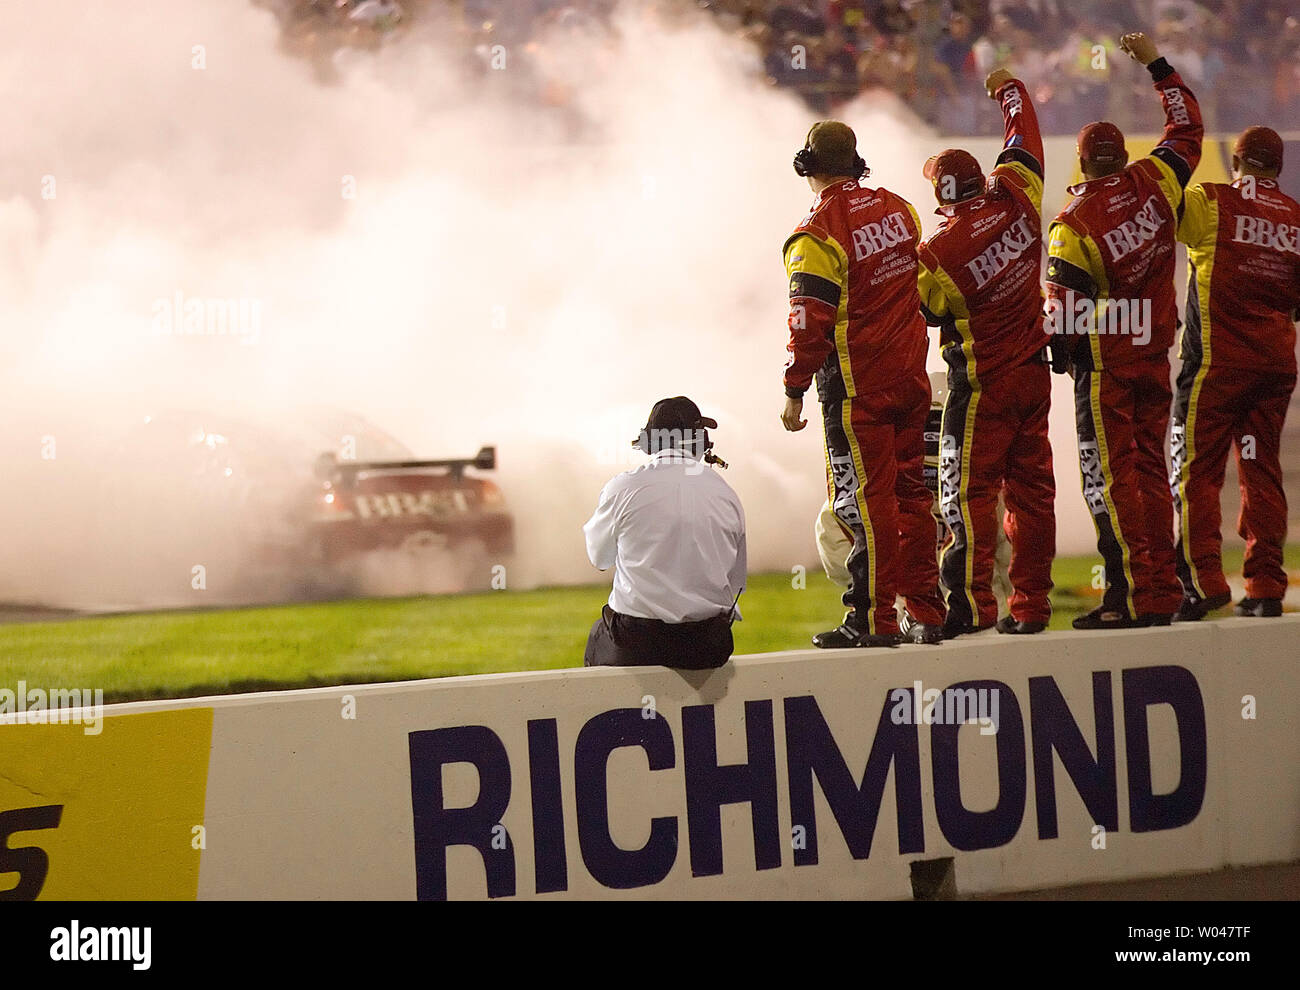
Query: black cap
632 396 718 450
646 396 717 431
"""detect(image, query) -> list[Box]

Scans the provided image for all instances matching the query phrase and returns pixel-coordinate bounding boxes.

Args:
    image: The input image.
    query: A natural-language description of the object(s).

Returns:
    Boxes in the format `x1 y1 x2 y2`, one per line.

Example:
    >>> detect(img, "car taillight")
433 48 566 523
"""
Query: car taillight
479 481 506 507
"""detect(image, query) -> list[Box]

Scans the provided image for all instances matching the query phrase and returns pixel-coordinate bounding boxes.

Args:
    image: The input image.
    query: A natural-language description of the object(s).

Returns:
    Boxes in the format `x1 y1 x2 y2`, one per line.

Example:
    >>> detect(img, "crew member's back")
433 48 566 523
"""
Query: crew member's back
583 397 745 669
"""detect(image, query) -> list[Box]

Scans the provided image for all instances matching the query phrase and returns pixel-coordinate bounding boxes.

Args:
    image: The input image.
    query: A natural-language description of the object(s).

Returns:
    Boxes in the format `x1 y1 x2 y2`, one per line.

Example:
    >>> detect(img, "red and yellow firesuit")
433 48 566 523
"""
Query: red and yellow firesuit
784 182 944 636
1172 176 1300 604
916 77 1057 630
1045 57 1203 620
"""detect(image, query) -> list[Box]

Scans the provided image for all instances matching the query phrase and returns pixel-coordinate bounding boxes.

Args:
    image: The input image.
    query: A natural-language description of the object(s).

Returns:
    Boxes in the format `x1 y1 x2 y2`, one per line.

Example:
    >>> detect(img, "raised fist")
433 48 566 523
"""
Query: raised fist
1119 32 1160 67
985 68 1015 99
982 68 1013 98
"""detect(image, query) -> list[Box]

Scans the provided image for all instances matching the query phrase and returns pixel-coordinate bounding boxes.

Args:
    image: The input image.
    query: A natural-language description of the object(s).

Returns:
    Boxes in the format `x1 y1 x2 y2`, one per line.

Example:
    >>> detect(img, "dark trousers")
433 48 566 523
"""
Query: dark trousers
1073 357 1184 617
1172 363 1295 602
821 372 945 636
583 605 733 670
940 361 1056 628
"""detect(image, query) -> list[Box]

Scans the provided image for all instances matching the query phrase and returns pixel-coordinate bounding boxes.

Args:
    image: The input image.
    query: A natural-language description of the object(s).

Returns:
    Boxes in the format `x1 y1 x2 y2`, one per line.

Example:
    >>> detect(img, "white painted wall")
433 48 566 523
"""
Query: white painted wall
13 617 1290 900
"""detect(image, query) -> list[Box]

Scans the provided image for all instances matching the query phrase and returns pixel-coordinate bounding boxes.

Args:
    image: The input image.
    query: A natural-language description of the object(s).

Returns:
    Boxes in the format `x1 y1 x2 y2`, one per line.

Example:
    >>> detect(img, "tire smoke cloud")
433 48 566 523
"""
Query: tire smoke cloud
0 1 1092 609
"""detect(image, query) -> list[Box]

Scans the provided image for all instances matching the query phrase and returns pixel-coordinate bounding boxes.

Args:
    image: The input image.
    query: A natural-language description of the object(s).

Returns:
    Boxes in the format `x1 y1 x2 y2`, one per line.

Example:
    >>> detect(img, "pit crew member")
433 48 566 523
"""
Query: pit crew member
583 397 745 668
1170 126 1300 620
1045 31 1203 629
780 121 945 647
916 67 1057 638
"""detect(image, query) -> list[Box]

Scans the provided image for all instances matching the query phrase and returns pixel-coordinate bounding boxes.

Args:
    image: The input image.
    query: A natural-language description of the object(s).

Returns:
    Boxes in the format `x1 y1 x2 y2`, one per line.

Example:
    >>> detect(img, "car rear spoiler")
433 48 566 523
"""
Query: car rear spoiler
326 446 496 482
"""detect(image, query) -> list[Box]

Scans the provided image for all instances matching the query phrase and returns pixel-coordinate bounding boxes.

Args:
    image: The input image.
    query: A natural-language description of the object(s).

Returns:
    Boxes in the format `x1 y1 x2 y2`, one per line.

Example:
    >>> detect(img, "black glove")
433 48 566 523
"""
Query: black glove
1047 332 1073 376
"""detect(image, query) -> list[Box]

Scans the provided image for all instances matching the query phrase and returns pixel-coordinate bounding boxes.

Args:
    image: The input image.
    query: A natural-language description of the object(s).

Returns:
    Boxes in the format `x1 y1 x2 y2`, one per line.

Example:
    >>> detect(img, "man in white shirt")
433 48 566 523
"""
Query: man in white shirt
582 397 746 670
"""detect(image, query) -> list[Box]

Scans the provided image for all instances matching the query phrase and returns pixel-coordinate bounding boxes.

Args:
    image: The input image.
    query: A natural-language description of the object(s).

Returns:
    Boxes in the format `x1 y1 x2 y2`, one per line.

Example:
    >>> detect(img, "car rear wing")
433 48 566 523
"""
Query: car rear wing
323 446 496 483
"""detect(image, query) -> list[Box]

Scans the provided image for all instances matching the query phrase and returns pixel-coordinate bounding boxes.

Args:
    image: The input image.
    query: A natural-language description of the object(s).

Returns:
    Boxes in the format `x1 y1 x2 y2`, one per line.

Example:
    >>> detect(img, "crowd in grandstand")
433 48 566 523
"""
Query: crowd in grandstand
259 0 1300 135
729 0 1300 134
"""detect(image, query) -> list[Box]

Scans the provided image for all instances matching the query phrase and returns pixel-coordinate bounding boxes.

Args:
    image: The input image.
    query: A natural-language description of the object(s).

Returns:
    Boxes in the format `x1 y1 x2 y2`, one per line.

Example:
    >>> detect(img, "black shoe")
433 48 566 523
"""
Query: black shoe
1234 597 1283 617
812 618 901 649
941 617 996 640
900 611 943 644
1073 606 1172 630
996 615 1047 635
1072 606 1141 630
1172 592 1232 623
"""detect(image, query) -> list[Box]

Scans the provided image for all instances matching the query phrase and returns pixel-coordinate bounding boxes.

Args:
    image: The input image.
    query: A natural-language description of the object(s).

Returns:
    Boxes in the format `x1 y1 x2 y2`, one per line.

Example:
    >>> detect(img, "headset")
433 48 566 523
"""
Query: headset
793 145 870 180
632 426 728 468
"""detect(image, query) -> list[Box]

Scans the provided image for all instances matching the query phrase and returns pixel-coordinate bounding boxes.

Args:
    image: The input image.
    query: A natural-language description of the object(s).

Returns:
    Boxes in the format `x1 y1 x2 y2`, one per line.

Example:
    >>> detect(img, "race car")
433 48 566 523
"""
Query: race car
309 443 513 577
103 406 515 604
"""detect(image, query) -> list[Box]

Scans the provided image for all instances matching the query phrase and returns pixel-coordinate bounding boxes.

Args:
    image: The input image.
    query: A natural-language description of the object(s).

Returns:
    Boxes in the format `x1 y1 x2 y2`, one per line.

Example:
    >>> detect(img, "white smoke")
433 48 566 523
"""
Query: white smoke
0 1 1095 609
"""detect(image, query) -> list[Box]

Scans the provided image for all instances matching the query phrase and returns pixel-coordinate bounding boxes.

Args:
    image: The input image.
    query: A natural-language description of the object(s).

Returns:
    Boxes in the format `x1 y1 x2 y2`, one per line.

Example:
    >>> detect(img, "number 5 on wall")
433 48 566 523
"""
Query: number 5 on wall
0 805 63 901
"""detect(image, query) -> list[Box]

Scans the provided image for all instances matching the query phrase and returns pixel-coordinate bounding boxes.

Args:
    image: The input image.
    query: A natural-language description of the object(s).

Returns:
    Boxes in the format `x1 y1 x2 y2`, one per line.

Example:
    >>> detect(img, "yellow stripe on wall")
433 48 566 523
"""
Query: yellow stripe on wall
0 707 213 900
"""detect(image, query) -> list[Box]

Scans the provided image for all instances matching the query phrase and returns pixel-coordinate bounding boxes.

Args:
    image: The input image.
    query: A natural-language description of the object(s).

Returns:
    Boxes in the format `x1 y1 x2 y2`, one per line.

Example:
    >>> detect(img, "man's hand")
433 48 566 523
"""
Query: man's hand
1119 32 1159 67
1048 333 1074 378
781 396 807 432
985 68 1014 99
